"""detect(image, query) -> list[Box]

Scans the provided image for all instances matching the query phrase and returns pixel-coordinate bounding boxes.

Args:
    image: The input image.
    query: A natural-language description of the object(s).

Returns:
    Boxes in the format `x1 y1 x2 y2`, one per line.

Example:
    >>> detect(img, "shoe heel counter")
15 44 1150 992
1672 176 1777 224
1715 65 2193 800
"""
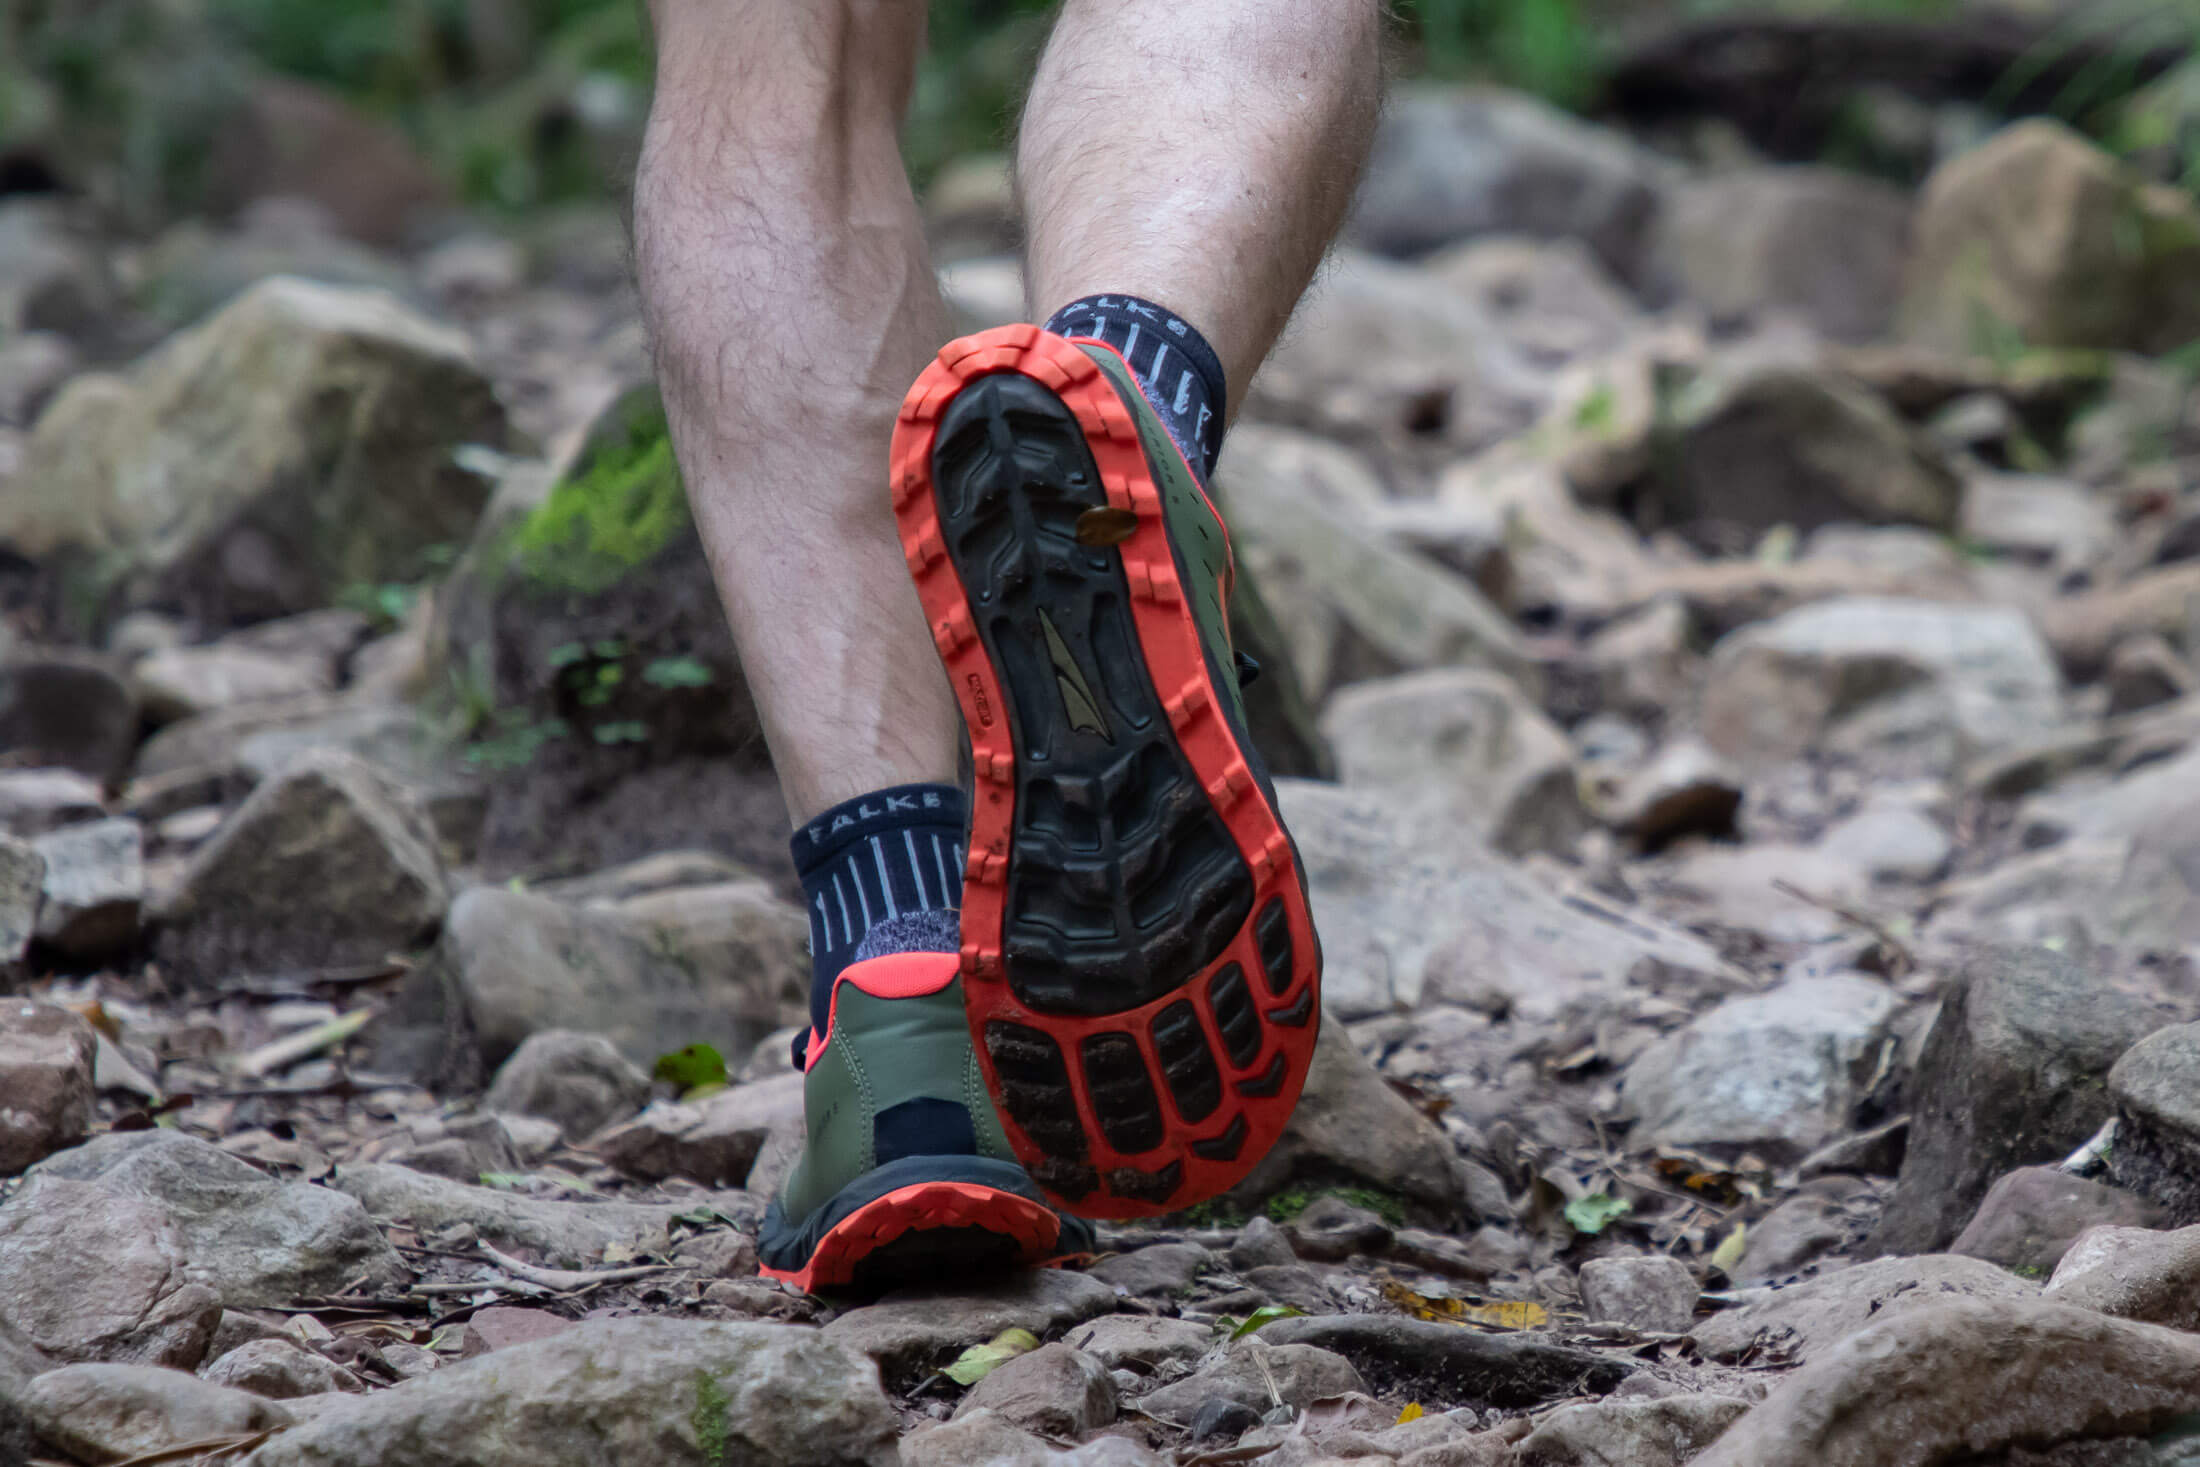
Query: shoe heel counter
833 979 1001 1163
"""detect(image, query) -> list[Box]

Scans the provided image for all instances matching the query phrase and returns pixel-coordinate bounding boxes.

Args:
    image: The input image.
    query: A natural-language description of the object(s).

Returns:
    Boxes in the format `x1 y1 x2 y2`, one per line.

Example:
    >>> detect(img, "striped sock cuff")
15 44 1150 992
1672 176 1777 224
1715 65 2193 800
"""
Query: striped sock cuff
792 783 966 1031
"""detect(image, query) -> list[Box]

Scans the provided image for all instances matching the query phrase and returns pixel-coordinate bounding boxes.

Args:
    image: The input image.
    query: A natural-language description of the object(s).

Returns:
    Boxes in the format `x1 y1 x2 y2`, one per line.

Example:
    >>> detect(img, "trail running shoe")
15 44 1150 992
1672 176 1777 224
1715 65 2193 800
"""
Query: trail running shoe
889 323 1322 1220
757 950 1094 1293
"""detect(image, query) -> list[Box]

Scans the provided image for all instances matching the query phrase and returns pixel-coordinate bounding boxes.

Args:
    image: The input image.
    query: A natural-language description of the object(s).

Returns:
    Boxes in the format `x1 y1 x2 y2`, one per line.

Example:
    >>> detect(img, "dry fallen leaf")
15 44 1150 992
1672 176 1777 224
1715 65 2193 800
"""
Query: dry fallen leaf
1382 1281 1548 1331
1710 1221 1749 1275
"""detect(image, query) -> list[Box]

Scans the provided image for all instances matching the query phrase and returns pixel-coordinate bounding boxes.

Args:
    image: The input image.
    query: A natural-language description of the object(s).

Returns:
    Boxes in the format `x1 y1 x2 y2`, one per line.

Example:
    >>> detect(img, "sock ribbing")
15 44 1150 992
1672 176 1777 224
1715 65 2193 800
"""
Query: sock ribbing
1042 294 1228 479
791 783 965 1033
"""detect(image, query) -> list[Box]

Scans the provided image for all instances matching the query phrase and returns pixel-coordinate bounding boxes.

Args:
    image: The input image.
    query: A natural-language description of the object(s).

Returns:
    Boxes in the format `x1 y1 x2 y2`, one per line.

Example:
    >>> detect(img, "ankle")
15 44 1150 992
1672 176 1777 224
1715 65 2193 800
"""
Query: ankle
1042 294 1228 479
791 783 966 1034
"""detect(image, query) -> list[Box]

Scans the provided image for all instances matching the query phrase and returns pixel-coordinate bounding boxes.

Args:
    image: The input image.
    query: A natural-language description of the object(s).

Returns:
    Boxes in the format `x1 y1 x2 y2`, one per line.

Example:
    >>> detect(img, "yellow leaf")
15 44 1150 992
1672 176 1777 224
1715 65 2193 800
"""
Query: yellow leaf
1710 1223 1748 1275
1380 1281 1548 1331
1396 1403 1424 1425
944 1327 1040 1386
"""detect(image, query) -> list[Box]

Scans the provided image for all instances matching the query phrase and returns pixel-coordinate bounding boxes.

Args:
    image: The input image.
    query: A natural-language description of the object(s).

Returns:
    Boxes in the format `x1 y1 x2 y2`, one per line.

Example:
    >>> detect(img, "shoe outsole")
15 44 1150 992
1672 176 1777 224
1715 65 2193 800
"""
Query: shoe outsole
890 324 1321 1219
757 1180 1063 1295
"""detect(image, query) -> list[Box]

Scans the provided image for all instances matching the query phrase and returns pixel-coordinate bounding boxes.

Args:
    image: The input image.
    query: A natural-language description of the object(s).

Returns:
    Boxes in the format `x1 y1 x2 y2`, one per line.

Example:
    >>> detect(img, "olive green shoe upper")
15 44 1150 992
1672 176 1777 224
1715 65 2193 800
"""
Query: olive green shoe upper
774 955 1020 1226
1078 343 1250 733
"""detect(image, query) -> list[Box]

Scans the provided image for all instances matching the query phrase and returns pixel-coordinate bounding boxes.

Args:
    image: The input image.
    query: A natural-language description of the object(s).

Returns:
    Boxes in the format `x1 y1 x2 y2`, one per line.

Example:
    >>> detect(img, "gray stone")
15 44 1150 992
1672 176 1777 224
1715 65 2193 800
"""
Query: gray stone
1278 780 1740 1020
1225 1013 1466 1218
8 276 508 633
1226 1216 1297 1272
1961 473 2119 580
484 1030 651 1144
362 882 802 1094
1702 597 2065 776
1347 85 1666 283
152 750 447 983
22 1363 293 1464
595 1076 806 1189
0 768 106 837
332 1163 699 1269
0 1000 95 1175
952 1343 1116 1438
1952 1167 2166 1277
0 835 38 970
1816 803 1950 883
0 1177 221 1366
2108 1023 2200 1224
1621 976 1897 1163
1258 1314 1631 1406
1587 739 1742 850
823 1271 1118 1383
1139 1342 1366 1421
1870 946 2176 1256
2043 1224 2200 1330
1283 1196 1394 1263
1733 1177 1873 1286
1659 368 1962 543
1322 668 1588 858
1087 1243 1214 1298
237 1317 898 1467
1213 429 1535 701
901 1410 1167 1467
132 643 335 724
0 649 139 782
1689 1254 2035 1365
31 816 143 959
1692 1298 2200 1467
1576 1255 1698 1333
28 1131 405 1306
1651 165 1910 341
1060 1316 1213 1372
383 1112 522 1184
1515 1394 1751 1467
201 1336 367 1397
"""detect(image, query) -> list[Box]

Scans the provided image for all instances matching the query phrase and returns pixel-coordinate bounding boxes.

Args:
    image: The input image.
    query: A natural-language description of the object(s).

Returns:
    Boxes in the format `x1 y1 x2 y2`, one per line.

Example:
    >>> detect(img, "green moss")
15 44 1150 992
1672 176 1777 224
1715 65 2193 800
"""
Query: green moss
691 1370 732 1467
512 387 689 595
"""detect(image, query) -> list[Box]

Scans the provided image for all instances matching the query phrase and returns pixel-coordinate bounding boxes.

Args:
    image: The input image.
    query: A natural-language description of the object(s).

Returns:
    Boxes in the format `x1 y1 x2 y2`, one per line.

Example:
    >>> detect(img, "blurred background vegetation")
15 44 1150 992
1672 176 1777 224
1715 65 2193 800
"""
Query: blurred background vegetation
0 0 2195 226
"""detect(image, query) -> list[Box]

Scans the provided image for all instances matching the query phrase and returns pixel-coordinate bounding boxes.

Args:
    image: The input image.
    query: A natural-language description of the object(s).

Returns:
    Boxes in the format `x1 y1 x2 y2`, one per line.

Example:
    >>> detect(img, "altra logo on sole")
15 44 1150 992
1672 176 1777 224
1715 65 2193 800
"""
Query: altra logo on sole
1038 608 1111 741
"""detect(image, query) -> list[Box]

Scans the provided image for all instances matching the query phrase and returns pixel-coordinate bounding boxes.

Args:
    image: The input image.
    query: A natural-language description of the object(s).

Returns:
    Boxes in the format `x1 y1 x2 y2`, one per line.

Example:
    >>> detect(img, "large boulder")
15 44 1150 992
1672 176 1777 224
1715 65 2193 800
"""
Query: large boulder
360 880 805 1092
1693 1298 2200 1467
1700 597 2065 776
1651 366 1962 545
2107 1022 2200 1224
1901 119 2200 356
0 1176 222 1367
1621 975 1898 1163
1650 166 1911 342
7 276 508 634
1275 779 1741 1020
1347 85 1668 285
20 1363 294 1466
236 1318 899 1467
1321 667 1588 857
151 750 448 983
0 1001 96 1176
25 1131 406 1307
1868 946 2178 1256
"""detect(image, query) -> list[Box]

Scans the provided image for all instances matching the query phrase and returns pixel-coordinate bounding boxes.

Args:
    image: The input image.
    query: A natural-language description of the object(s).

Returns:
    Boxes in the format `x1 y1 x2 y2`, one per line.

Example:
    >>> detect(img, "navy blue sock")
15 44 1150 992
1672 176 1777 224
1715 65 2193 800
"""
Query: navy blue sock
791 784 965 1034
1042 294 1228 480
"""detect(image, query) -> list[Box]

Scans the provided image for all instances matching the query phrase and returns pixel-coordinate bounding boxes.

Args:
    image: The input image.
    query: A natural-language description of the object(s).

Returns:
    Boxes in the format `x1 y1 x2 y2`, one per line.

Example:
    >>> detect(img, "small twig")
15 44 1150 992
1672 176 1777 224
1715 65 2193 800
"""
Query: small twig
100 1431 278 1467
235 1009 375 1079
477 1241 675 1291
409 1278 554 1298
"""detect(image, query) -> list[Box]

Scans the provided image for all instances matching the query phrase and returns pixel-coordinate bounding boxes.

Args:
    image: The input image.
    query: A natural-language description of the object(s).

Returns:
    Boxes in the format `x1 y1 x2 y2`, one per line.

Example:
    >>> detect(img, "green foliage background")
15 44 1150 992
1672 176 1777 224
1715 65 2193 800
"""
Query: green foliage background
5 0 2196 215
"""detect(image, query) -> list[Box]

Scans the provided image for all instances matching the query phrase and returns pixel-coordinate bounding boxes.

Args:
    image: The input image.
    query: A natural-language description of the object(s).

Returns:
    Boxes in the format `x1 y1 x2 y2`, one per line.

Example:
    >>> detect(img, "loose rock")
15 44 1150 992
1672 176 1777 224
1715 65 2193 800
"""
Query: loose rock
0 1000 96 1175
237 1317 899 1467
823 1271 1118 1383
1576 1255 1698 1333
2107 1022 2200 1224
22 1363 293 1464
484 1030 651 1144
1951 1167 2166 1277
1514 1394 1751 1467
151 750 448 983
1690 1254 2035 1365
31 816 143 960
1139 1342 1366 1421
201 1336 367 1397
1258 1314 1632 1406
952 1343 1116 1438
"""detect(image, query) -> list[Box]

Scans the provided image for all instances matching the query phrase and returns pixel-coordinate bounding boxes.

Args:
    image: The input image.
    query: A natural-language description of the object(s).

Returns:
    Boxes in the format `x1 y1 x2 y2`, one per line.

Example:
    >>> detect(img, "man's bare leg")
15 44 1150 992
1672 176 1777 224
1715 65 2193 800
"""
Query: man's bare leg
1020 0 1384 419
633 0 958 827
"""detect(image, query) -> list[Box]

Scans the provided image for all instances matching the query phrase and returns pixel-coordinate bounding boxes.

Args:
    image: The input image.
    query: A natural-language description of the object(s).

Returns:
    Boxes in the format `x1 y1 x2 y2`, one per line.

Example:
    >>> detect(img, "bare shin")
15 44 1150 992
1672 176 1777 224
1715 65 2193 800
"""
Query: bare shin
634 0 960 825
1017 0 1385 414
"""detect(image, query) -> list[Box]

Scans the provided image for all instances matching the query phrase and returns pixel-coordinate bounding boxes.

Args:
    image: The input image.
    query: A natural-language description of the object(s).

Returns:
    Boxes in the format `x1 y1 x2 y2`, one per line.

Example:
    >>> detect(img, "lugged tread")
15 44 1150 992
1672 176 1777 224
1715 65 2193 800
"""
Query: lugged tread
1151 1000 1224 1124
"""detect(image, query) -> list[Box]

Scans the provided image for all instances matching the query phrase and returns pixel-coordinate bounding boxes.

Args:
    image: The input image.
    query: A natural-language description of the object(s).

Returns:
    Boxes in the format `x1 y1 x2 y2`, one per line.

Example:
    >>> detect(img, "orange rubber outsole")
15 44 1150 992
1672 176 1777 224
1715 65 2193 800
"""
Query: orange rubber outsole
757 1180 1062 1295
889 324 1322 1220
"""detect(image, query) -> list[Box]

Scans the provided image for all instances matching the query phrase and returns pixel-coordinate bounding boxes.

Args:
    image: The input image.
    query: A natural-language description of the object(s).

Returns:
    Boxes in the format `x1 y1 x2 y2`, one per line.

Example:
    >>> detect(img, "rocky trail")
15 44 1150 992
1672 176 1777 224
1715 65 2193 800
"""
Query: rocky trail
11 49 2200 1467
